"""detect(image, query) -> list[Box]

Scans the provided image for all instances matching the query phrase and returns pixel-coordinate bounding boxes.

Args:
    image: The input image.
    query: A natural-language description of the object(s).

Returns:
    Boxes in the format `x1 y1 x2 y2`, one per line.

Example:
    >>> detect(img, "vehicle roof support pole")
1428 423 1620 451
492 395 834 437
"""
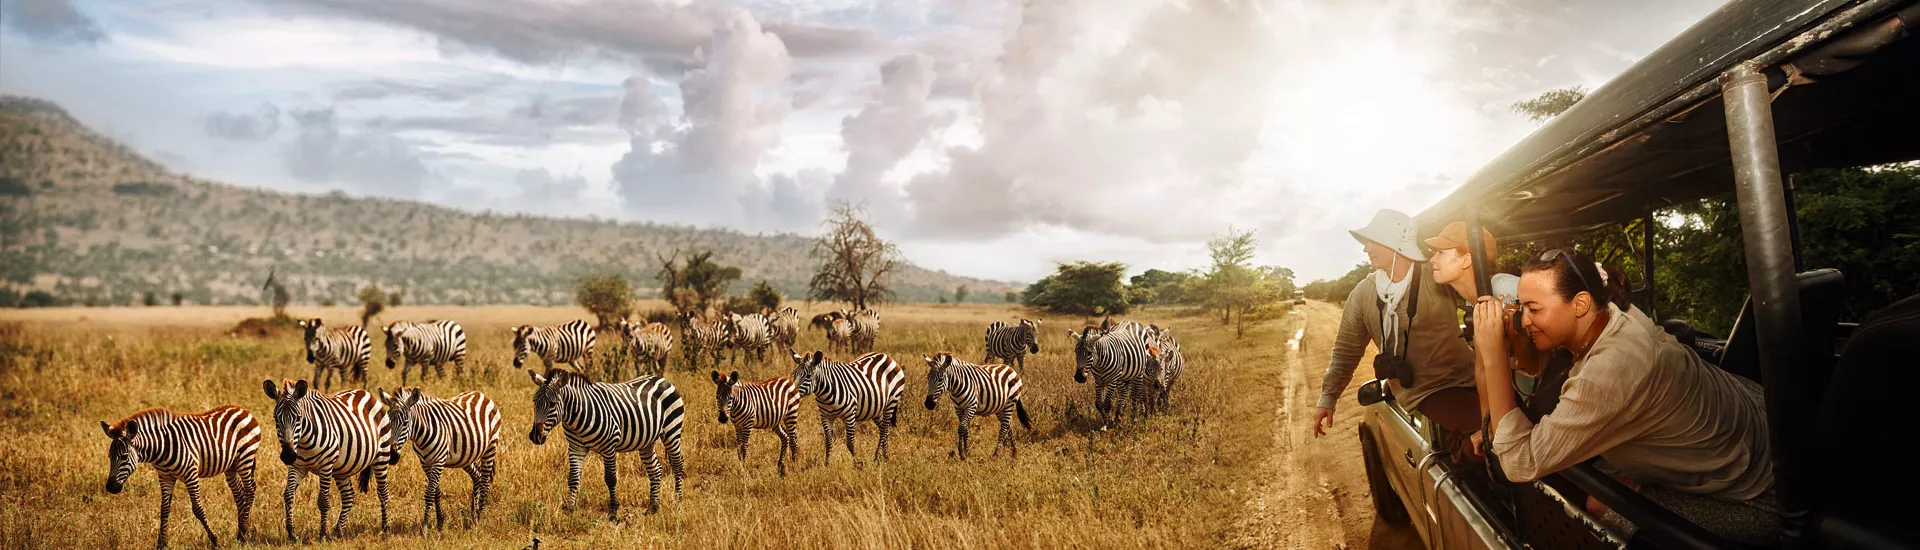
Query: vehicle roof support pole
1642 212 1657 320
1465 209 1493 298
1722 63 1809 546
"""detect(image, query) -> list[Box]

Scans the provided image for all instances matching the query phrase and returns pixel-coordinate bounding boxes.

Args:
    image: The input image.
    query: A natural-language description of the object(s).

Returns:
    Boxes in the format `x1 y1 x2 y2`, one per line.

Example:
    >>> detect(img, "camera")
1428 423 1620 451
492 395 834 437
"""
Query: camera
1505 303 1524 335
1372 353 1415 388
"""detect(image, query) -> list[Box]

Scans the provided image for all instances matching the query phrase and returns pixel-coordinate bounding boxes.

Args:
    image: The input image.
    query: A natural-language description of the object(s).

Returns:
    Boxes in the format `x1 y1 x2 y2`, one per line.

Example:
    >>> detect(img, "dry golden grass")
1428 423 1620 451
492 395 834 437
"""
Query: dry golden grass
0 303 1297 549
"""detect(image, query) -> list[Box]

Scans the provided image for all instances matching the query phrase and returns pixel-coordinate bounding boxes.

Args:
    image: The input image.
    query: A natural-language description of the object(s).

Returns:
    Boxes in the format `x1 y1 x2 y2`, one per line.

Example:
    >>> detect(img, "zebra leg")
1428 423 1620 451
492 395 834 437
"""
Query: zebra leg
314 474 331 539
773 426 793 477
424 460 445 530
843 416 863 469
819 415 834 466
954 409 972 461
375 464 391 534
433 359 446 380
157 477 174 550
1094 382 1114 430
282 469 303 540
227 468 254 542
182 475 218 547
599 452 620 520
998 410 1017 461
330 475 355 538
640 450 664 515
462 464 486 528
563 448 584 512
400 360 412 386
313 362 328 392
735 425 751 463
664 432 686 500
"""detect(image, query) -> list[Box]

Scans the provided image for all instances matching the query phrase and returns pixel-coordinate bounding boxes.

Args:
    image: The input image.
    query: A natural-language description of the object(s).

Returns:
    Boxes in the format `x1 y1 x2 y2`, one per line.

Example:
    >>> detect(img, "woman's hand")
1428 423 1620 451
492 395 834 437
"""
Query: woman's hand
1473 298 1509 368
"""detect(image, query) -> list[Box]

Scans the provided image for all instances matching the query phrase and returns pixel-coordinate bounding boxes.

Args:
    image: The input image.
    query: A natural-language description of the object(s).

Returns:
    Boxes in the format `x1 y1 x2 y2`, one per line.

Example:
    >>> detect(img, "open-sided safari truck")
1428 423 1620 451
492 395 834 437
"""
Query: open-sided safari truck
1353 0 1920 548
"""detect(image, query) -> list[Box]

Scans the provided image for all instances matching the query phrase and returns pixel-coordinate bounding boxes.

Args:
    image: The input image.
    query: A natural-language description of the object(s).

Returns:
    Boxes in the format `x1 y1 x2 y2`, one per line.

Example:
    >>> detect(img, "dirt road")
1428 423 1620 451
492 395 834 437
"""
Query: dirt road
1232 301 1422 549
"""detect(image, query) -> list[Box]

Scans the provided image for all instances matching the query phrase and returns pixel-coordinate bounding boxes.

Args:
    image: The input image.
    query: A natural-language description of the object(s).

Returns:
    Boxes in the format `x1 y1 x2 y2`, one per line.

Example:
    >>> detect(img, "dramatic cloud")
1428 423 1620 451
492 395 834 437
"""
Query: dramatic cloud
329 76 508 102
829 53 947 224
203 103 282 141
1 0 105 45
282 106 430 197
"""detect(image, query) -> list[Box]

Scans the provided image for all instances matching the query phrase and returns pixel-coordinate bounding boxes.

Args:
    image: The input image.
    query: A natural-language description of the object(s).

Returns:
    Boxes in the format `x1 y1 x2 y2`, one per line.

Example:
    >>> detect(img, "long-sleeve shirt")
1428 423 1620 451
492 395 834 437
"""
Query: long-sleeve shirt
1492 304 1774 501
1318 266 1476 411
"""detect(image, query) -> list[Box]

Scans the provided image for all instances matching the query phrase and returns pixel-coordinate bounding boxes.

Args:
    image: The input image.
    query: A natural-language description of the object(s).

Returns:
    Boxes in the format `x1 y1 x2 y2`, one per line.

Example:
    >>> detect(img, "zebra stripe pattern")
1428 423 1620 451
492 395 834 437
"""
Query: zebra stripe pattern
790 350 905 467
728 313 773 365
983 318 1043 371
383 320 470 385
769 307 800 351
101 406 262 549
1143 328 1185 413
825 318 854 354
298 319 371 390
682 314 728 371
512 320 595 370
922 353 1031 461
379 388 501 530
528 369 687 519
1066 321 1155 430
848 310 881 353
615 320 674 376
708 370 803 476
262 380 394 539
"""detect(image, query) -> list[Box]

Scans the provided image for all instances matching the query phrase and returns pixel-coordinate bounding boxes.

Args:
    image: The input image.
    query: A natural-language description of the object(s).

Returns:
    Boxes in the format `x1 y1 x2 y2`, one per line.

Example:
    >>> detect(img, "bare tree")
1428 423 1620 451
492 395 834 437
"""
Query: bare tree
808 202 901 310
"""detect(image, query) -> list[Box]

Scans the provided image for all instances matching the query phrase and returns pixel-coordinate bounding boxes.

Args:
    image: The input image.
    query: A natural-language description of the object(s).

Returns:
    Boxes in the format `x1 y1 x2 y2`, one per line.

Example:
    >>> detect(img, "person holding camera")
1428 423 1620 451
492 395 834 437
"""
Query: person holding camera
1313 210 1478 452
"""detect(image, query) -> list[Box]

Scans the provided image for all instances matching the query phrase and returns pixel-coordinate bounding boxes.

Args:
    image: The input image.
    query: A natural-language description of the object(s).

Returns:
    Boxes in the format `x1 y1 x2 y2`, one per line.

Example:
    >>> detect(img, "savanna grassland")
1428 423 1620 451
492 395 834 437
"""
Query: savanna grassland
0 302 1337 549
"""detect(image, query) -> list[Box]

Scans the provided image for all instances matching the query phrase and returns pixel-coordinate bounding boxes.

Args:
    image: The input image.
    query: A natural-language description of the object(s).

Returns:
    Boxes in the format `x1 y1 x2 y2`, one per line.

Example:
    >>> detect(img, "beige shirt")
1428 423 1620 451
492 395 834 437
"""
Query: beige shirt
1493 304 1774 501
1319 265 1476 411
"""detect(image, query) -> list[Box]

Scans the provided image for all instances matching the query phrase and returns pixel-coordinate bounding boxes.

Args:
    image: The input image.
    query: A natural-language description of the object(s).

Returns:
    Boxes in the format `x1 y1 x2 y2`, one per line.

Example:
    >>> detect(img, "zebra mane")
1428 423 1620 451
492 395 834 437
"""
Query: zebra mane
543 367 593 386
110 408 171 432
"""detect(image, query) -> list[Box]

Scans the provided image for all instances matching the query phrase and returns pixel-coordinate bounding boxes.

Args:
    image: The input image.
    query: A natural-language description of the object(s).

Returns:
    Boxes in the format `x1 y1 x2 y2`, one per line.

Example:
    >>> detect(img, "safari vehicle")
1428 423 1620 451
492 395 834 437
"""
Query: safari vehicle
1293 290 1307 305
1353 0 1920 548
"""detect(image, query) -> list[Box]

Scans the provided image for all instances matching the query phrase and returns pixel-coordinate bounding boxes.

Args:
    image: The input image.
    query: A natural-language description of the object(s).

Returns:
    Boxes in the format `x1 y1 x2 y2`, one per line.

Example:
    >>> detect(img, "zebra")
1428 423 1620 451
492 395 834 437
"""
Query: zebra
1066 319 1155 430
378 387 500 530
790 350 905 468
708 370 803 476
512 320 595 371
769 307 800 351
824 318 854 354
1143 329 1185 414
728 313 773 365
922 353 1032 461
262 380 394 539
848 309 881 353
383 320 470 385
100 406 261 549
615 319 674 376
983 319 1043 371
527 369 687 519
298 319 371 390
681 313 729 371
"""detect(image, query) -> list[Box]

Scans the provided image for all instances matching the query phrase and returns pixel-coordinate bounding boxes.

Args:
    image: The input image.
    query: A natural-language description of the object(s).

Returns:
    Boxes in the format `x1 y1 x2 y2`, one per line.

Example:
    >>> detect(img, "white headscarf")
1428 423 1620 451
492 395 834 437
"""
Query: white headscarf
1373 255 1412 354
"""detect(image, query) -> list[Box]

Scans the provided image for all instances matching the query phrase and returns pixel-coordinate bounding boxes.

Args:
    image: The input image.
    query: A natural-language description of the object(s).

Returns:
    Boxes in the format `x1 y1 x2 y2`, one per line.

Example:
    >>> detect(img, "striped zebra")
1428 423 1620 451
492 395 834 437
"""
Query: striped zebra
708 370 803 476
298 319 371 390
100 406 261 549
848 310 881 353
922 353 1032 461
615 320 674 376
527 369 687 519
681 314 729 371
1143 329 1185 413
378 387 500 530
790 350 905 468
1066 320 1155 430
983 319 1043 371
262 380 394 539
825 318 854 354
728 313 773 365
512 320 595 371
382 320 469 385
769 307 800 351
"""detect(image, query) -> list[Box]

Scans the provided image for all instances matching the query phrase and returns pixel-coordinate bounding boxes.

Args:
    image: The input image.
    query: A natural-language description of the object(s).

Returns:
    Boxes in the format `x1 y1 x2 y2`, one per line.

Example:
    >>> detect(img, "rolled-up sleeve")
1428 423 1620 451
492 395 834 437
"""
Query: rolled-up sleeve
1318 285 1375 410
1491 363 1643 482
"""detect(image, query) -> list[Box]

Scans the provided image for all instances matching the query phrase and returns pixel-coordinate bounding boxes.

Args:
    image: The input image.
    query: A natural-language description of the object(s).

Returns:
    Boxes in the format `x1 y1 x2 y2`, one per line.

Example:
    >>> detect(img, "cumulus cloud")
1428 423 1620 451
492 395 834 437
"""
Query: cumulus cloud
829 53 948 225
203 103 282 141
282 106 430 198
1 0 105 45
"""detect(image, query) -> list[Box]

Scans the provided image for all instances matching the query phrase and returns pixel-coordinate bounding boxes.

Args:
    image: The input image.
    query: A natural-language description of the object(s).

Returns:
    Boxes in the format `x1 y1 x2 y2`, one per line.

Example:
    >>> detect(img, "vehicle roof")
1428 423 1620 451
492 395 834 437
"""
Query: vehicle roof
1417 0 1920 243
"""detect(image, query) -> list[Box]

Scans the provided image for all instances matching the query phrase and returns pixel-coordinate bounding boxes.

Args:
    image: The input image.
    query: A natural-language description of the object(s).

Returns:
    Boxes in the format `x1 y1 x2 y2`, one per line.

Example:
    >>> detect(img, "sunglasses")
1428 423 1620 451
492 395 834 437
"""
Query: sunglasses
1539 248 1595 296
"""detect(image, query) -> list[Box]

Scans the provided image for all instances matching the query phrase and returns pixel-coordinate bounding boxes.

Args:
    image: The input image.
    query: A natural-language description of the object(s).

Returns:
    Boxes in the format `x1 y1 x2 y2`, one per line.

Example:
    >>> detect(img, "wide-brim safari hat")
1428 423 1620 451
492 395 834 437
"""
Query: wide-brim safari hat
1349 209 1428 262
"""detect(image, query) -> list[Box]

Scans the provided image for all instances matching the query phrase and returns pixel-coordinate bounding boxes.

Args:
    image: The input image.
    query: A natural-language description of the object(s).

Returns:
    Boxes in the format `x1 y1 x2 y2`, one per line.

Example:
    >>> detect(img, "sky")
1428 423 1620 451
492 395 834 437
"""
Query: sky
0 0 1727 283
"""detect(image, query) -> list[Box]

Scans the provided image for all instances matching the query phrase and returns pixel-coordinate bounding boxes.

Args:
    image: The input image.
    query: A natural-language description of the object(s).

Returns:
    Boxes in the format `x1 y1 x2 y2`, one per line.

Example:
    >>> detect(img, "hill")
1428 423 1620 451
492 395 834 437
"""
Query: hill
0 96 1018 308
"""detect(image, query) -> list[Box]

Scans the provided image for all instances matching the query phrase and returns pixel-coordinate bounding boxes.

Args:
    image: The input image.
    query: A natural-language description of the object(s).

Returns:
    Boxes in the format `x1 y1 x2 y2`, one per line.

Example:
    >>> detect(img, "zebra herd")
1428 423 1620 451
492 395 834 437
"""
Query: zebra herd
97 312 1191 549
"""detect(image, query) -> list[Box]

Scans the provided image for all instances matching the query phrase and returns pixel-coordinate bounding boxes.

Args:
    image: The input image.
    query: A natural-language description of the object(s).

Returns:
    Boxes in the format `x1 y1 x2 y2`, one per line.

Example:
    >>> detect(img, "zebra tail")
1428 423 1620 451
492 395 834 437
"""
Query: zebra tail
1015 400 1032 432
358 464 374 492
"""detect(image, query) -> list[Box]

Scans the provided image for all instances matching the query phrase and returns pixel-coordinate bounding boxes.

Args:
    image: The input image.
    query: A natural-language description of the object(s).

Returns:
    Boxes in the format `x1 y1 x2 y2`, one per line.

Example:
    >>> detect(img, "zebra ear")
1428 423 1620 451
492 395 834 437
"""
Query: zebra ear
292 379 309 399
529 370 547 386
809 350 824 365
941 354 953 368
728 371 739 384
378 388 394 404
123 420 139 438
262 379 280 400
100 420 116 439
408 387 423 405
710 370 722 384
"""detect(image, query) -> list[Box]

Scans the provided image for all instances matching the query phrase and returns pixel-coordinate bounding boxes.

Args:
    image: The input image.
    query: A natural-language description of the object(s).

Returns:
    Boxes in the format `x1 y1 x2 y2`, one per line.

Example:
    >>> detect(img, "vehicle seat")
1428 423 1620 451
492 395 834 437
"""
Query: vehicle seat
1812 294 1920 549
1715 268 1847 395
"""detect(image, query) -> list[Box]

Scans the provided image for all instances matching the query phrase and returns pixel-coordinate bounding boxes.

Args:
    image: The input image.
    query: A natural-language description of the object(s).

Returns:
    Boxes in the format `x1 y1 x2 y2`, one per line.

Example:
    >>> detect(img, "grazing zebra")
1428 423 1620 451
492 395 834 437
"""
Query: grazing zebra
262 380 394 539
808 310 845 332
728 313 773 365
848 310 881 353
383 320 470 385
790 350 905 468
769 307 800 351
983 319 1043 371
378 387 500 530
1143 329 1185 413
512 320 595 371
824 318 855 354
681 314 729 371
708 370 803 476
1066 320 1155 430
527 369 687 519
922 353 1032 461
298 319 371 390
615 320 674 376
100 406 261 549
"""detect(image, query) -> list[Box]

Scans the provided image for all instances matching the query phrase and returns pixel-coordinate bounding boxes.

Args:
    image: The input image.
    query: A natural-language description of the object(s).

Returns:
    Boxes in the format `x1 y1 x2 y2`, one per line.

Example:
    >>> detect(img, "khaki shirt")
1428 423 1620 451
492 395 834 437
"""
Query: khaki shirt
1493 304 1774 500
1319 265 1476 411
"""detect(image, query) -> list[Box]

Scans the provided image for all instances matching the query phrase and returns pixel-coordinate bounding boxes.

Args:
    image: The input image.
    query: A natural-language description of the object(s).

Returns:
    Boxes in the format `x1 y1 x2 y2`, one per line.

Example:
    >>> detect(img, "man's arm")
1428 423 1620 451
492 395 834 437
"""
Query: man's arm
1314 285 1376 437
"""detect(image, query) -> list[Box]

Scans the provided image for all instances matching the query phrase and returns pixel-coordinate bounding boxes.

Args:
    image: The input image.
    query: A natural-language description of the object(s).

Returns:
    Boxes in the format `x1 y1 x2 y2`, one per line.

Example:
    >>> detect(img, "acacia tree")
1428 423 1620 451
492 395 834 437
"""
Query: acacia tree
808 202 900 310
1512 86 1588 122
575 274 634 327
656 250 742 316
